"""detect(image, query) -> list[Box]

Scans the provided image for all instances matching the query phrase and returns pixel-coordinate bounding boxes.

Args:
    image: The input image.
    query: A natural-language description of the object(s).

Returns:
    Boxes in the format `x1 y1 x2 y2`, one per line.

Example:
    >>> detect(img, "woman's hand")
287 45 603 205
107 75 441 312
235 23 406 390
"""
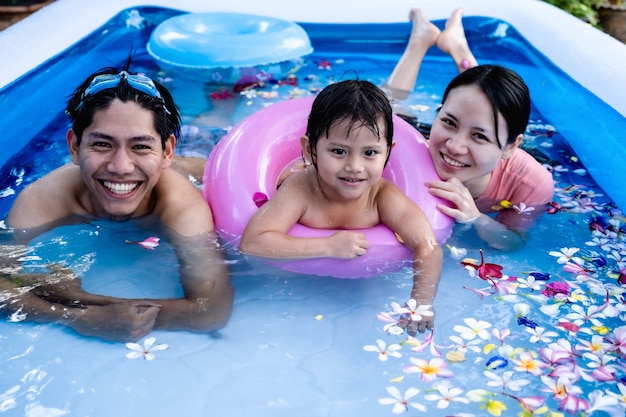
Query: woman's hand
426 177 480 224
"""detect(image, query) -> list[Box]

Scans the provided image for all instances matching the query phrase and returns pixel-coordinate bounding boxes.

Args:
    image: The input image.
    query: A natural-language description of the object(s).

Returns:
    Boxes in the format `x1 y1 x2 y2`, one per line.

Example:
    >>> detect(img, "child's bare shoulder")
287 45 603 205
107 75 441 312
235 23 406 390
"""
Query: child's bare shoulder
273 168 323 218
278 167 318 196
373 178 402 199
374 178 415 212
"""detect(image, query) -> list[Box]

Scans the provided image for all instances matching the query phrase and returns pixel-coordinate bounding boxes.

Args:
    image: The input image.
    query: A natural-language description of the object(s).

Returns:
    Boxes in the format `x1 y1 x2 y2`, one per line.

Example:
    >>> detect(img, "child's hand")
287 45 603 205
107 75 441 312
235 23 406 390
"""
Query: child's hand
426 177 481 224
328 231 370 258
406 304 435 335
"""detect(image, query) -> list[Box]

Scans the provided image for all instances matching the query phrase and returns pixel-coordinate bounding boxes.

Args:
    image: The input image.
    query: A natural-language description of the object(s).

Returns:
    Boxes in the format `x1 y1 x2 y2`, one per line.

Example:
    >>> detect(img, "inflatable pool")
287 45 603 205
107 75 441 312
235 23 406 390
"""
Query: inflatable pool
147 12 313 83
0 2 625 417
203 96 453 278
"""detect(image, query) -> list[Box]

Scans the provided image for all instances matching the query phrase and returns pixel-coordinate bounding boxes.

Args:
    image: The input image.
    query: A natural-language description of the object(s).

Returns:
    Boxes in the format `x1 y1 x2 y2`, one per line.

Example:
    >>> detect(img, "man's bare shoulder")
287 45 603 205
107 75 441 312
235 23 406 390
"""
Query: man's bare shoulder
7 165 85 229
154 168 215 236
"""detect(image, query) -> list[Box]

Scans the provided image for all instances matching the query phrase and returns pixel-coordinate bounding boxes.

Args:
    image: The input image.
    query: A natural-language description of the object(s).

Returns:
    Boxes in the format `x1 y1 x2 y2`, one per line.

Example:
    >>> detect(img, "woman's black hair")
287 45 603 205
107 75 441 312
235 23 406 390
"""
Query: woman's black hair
442 65 530 148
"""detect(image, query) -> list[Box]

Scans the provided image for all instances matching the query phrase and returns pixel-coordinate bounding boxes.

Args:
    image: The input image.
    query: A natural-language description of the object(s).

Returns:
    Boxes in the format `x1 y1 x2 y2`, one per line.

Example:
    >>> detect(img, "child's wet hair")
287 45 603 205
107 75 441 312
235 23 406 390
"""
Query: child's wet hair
305 79 394 167
442 65 530 149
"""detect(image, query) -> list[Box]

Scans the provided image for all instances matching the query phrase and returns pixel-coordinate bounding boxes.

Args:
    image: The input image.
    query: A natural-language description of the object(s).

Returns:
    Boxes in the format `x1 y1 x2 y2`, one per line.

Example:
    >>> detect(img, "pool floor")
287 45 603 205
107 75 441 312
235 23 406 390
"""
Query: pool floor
0 6 625 417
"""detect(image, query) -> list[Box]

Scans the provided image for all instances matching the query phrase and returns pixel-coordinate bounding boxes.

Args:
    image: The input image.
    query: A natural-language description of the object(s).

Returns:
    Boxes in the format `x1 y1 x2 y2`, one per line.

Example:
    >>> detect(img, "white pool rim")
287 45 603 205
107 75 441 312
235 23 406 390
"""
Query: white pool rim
1 0 625 119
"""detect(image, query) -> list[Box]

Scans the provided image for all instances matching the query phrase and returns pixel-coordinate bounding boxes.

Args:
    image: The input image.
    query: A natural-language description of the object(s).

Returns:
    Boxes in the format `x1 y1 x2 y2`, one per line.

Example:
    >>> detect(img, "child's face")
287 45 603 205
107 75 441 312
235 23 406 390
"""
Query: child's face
307 117 389 201
428 84 518 194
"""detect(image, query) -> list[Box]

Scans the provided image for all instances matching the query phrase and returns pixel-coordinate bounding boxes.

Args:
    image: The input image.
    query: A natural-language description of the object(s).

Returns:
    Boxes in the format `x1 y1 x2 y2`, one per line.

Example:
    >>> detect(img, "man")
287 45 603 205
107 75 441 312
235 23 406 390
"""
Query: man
3 63 233 342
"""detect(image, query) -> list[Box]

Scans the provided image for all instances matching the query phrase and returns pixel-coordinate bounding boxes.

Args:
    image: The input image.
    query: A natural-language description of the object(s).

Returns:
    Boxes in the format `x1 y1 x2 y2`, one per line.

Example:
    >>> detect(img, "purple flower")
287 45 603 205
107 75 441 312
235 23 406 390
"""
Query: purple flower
541 281 570 298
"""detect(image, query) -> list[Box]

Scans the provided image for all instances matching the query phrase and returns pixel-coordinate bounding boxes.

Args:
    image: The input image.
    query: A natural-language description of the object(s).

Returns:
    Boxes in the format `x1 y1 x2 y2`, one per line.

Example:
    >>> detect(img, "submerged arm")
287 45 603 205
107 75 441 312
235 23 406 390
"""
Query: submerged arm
0 264 161 342
148 229 234 332
114 173 233 333
379 184 443 334
470 214 525 251
16 230 233 340
426 178 526 251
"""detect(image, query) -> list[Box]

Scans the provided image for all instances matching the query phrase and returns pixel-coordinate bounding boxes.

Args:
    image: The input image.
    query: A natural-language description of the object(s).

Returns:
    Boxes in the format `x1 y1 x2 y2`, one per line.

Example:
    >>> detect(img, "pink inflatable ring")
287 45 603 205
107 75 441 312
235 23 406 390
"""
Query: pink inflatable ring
203 96 453 278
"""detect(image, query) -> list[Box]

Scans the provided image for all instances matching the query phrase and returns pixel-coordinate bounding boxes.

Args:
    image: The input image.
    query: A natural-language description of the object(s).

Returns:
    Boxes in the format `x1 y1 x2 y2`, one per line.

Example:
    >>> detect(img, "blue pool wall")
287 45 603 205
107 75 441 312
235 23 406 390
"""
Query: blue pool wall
2 0 624 113
1 2 625 211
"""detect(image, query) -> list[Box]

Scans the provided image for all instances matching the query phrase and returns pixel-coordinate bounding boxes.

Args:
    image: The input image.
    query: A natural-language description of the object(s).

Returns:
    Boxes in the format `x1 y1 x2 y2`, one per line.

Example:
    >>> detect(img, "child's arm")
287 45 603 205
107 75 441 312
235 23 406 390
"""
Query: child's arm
240 174 369 259
378 182 443 334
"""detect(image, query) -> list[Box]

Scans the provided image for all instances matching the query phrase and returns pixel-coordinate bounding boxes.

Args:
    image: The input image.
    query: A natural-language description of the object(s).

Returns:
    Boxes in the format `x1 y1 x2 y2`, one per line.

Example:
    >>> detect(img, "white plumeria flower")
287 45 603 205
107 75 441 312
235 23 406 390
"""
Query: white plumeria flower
548 247 584 265
377 311 406 335
605 382 626 411
525 326 559 344
575 334 610 356
539 302 562 317
383 322 406 336
583 351 616 370
607 249 626 270
453 317 492 341
446 245 467 260
378 386 425 414
565 303 606 327
491 327 511 344
484 370 530 392
540 375 582 400
126 337 169 360
465 389 492 402
448 335 482 353
388 301 410 316
363 339 402 362
586 236 612 251
423 382 469 409
513 303 531 318
403 357 454 382
512 202 535 215
516 276 545 292
585 389 621 417
404 299 434 321
498 344 525 360
464 264 477 278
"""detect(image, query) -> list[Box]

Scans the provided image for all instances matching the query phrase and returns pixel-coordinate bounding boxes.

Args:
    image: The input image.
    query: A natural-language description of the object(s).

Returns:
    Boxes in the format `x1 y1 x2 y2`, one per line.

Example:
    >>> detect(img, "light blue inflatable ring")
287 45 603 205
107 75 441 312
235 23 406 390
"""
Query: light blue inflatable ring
147 12 313 83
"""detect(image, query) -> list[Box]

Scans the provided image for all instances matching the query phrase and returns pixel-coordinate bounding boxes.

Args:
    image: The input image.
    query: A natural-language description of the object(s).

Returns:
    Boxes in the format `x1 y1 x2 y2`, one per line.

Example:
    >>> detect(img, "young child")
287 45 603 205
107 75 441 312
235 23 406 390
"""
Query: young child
240 80 442 334
386 8 554 251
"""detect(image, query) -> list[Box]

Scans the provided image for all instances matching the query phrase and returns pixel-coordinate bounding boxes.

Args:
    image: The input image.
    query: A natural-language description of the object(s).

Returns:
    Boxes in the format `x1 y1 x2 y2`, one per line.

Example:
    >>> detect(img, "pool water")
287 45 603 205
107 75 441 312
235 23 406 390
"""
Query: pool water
0 6 624 417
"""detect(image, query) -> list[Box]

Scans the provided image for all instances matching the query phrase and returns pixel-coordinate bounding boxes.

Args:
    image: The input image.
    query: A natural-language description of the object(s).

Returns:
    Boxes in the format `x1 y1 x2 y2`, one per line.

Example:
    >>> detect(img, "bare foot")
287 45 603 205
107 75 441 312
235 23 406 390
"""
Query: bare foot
436 8 478 72
384 8 440 98
407 8 441 50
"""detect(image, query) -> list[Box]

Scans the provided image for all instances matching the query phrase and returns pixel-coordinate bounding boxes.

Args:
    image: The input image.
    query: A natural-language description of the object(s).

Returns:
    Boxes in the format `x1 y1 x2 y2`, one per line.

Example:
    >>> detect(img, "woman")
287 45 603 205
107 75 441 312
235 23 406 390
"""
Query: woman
386 8 554 251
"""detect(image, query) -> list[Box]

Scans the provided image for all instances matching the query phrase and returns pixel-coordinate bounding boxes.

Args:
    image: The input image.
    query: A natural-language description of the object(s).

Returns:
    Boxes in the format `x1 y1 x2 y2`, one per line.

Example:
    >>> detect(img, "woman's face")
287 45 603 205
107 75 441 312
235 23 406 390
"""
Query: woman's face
428 84 519 197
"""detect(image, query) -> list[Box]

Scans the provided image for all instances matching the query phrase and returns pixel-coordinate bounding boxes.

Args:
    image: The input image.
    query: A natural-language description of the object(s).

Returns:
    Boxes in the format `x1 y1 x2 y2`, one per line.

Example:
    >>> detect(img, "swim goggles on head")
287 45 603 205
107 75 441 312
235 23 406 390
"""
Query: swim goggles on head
78 70 169 113
84 70 162 99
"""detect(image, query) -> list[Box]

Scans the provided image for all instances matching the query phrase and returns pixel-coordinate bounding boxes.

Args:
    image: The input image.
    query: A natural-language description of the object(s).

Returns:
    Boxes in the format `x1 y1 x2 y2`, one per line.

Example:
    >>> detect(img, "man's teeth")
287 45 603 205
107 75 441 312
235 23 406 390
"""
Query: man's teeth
103 181 138 195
